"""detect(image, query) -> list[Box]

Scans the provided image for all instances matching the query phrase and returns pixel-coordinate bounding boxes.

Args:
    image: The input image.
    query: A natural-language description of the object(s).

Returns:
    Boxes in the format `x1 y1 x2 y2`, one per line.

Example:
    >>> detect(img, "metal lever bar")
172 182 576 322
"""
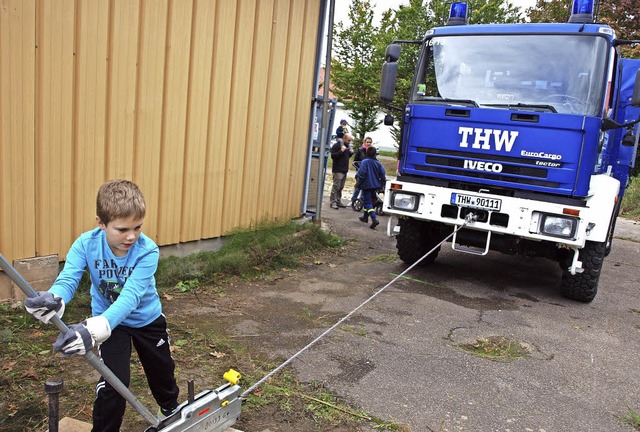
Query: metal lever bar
0 253 161 428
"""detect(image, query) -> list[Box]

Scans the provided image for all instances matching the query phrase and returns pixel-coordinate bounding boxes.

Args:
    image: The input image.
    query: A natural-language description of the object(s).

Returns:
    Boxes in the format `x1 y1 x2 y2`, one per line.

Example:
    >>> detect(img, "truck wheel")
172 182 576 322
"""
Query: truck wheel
560 241 606 302
396 218 441 266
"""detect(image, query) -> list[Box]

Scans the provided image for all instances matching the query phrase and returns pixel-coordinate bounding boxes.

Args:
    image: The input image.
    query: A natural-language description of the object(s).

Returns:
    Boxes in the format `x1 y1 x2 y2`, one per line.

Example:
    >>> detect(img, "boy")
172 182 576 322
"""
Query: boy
335 119 349 144
356 146 386 229
24 179 179 432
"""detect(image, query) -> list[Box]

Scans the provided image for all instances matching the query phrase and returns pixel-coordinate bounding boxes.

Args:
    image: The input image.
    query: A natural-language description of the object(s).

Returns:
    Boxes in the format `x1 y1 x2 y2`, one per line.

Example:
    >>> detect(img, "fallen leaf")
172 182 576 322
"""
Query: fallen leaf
21 368 39 379
2 361 17 372
209 351 226 358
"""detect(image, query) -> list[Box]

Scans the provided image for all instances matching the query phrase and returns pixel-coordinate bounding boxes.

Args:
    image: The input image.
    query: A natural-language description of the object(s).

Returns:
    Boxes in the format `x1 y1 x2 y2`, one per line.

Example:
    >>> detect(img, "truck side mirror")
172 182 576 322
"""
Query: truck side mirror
380 44 401 103
380 62 398 102
632 70 640 107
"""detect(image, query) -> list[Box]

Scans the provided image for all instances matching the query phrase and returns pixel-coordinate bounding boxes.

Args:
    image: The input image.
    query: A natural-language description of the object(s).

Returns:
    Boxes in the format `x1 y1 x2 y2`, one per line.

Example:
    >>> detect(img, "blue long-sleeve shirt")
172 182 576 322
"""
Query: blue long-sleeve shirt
49 227 161 329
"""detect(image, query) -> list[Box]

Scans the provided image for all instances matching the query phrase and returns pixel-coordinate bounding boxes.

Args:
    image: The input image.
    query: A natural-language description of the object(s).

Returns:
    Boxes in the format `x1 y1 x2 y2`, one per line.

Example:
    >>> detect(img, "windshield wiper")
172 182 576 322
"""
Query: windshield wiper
416 96 479 108
483 103 557 113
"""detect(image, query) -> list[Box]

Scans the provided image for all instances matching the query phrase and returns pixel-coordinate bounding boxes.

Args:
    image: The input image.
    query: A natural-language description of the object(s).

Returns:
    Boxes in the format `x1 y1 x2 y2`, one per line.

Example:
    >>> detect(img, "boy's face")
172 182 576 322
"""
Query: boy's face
97 215 145 257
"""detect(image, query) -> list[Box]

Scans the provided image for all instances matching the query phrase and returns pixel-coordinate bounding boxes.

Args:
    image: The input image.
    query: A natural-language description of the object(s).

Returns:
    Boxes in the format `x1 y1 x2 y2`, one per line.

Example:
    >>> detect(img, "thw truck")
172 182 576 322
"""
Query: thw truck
379 0 640 302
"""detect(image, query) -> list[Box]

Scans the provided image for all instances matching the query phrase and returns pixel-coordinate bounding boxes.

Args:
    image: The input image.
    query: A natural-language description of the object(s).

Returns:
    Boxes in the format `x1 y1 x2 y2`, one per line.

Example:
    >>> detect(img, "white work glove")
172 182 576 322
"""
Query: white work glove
53 316 111 357
24 291 65 324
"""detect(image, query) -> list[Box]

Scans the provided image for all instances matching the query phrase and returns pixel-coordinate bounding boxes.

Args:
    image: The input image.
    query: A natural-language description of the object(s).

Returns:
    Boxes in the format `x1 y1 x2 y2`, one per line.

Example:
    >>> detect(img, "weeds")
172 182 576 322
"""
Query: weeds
622 176 640 221
156 220 342 289
456 336 529 362
623 406 640 430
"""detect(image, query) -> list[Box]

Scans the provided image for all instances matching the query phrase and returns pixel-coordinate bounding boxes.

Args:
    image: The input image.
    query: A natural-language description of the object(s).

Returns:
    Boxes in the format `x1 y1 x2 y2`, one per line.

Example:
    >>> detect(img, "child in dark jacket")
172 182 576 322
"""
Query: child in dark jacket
355 146 386 229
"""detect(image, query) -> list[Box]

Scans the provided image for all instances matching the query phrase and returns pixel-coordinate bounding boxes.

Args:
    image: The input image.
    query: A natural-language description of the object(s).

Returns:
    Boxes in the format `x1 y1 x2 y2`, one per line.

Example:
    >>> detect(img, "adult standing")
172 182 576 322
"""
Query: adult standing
329 133 354 209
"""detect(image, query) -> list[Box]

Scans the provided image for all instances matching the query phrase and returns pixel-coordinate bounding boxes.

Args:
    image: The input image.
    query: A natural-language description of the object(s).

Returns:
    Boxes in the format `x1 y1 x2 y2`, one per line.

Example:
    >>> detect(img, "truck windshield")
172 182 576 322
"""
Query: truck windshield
413 34 609 116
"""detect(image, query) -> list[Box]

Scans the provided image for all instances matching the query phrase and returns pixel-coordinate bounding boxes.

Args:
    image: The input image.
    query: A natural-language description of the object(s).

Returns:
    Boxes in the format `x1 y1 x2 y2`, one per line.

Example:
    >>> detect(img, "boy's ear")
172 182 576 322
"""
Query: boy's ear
96 216 106 230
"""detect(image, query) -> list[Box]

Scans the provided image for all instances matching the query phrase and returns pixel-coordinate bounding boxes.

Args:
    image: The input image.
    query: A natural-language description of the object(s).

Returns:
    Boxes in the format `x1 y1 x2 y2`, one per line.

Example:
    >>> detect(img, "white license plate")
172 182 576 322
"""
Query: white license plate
451 193 501 212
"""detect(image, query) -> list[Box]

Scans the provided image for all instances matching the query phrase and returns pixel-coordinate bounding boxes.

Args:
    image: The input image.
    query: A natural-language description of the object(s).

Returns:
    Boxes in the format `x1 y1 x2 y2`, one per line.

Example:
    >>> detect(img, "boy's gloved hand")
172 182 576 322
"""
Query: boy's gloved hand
24 291 65 324
53 316 111 357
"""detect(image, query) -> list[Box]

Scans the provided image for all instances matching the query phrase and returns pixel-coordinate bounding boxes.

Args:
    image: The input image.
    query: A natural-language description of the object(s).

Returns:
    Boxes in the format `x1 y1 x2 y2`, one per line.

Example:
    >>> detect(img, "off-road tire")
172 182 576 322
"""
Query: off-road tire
560 241 606 302
396 218 441 266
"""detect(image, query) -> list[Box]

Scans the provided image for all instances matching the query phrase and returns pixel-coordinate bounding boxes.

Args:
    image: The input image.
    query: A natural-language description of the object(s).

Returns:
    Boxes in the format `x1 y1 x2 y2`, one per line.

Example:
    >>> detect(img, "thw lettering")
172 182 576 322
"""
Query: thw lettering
458 127 518 152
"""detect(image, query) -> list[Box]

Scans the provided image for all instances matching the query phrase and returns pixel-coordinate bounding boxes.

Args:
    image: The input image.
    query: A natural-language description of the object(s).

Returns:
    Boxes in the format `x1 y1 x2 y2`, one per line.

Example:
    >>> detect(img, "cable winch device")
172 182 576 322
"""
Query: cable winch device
0 214 477 431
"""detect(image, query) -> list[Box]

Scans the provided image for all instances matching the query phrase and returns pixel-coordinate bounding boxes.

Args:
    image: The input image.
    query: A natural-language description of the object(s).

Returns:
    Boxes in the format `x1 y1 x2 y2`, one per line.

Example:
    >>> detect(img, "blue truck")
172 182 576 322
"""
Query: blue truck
379 0 640 302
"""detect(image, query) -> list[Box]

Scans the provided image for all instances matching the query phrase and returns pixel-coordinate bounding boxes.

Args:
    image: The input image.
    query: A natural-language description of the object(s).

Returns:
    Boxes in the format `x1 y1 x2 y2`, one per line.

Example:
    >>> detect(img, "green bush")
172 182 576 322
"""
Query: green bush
621 175 640 221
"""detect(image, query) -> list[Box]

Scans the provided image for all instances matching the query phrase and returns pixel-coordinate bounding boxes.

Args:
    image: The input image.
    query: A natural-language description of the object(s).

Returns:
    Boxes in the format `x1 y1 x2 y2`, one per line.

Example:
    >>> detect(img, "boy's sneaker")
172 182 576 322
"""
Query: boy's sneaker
158 406 178 419
359 215 368 223
370 220 380 229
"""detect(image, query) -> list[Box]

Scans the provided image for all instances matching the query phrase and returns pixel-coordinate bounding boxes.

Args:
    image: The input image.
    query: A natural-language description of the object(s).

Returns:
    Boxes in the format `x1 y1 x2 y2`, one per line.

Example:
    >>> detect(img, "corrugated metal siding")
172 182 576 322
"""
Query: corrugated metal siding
0 0 321 264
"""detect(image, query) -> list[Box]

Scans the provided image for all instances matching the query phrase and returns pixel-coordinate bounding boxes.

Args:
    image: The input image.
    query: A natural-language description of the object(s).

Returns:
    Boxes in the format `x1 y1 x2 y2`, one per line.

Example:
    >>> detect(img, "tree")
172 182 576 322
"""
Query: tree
331 0 382 144
528 0 640 57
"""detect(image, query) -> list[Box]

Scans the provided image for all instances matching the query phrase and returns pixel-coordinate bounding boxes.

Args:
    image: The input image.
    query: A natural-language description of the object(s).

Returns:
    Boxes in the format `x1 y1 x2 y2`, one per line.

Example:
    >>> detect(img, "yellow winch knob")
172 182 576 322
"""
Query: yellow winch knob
223 369 241 385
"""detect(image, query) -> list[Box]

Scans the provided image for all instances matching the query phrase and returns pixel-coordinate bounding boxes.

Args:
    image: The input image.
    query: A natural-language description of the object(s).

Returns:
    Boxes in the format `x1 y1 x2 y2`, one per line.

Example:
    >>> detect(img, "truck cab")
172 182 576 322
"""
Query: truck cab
379 0 640 302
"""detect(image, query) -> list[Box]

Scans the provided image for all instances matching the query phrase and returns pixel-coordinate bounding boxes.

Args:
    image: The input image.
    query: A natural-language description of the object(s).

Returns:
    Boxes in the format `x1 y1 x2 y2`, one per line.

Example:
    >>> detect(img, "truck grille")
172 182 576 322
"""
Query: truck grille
416 147 560 188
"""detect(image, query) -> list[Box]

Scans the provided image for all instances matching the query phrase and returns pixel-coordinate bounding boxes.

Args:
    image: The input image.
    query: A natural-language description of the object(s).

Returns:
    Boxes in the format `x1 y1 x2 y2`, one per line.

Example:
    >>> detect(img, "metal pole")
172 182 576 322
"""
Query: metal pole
315 0 336 222
0 254 160 427
45 379 64 432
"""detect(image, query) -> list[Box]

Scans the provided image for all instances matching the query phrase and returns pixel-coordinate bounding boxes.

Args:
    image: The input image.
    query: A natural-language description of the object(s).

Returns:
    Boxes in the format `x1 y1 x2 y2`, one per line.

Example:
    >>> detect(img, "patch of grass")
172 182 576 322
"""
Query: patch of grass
622 176 640 221
156 220 342 290
366 253 399 263
340 324 367 337
378 150 397 158
379 157 398 178
243 372 402 430
456 336 529 362
623 406 640 430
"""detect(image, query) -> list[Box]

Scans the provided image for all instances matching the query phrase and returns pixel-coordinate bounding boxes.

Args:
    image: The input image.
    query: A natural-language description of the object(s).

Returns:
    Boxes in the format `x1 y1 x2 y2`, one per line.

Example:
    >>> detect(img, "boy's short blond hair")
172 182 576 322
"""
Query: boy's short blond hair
96 179 146 225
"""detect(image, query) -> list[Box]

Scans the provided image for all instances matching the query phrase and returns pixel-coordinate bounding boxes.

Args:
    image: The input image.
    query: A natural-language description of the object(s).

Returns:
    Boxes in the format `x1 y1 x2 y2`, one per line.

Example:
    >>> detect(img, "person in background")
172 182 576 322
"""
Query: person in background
350 136 373 206
329 133 354 209
24 179 179 432
335 119 349 144
356 146 386 229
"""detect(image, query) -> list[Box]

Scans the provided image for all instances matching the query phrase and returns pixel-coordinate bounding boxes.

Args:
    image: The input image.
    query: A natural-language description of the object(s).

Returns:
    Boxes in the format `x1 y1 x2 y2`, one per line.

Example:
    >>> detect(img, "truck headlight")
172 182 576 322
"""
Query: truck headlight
540 214 578 239
392 192 419 211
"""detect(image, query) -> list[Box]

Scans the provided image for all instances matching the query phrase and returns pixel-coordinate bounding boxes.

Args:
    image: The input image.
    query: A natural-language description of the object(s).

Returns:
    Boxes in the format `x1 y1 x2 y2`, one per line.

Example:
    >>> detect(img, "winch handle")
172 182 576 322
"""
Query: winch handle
0 253 161 428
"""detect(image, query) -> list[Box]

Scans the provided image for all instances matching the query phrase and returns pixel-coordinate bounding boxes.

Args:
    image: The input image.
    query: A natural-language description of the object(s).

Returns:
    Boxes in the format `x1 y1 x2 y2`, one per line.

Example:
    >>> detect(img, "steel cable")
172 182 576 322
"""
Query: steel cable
241 213 477 398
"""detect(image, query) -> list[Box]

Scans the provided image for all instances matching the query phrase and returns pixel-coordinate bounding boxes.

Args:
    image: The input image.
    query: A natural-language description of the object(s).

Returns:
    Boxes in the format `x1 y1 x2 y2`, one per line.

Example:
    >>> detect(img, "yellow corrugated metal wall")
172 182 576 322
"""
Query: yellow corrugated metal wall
0 0 321 263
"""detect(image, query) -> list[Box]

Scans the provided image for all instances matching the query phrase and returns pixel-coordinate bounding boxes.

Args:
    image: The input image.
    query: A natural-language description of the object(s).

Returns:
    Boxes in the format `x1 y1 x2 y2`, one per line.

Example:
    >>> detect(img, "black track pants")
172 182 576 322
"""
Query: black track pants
91 314 179 432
